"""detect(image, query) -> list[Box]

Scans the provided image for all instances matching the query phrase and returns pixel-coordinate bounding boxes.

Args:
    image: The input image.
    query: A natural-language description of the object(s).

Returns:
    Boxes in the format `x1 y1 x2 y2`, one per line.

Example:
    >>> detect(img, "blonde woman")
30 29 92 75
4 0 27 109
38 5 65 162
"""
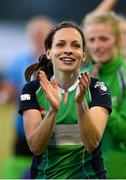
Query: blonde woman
82 11 126 178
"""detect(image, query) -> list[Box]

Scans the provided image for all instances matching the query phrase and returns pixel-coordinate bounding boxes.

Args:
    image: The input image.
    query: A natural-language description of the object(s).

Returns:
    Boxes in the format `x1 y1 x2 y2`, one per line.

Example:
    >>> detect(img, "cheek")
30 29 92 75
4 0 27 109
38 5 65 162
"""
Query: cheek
105 41 116 53
77 49 84 58
49 49 59 59
106 36 117 47
53 48 63 57
86 42 94 52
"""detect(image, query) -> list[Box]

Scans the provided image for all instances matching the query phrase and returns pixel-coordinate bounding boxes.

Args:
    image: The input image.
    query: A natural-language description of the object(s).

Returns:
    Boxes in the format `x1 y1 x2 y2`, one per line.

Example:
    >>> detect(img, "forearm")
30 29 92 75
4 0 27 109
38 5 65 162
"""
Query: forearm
94 0 118 12
77 99 101 151
27 109 57 155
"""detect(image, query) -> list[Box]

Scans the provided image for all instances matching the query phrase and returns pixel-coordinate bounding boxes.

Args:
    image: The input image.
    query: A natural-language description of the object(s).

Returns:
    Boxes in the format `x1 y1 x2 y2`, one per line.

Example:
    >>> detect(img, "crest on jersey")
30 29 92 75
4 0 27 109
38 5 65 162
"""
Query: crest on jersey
94 81 107 92
20 94 31 101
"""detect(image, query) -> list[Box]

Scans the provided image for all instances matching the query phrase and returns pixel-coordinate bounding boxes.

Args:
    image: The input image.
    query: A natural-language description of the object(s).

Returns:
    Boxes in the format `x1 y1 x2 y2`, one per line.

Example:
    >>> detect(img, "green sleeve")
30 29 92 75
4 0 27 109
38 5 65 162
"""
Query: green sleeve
107 91 126 143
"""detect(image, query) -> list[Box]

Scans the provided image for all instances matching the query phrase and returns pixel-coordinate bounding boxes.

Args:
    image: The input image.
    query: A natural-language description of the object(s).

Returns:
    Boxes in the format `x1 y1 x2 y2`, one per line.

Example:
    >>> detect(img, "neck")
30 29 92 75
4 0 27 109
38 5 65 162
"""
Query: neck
54 70 79 92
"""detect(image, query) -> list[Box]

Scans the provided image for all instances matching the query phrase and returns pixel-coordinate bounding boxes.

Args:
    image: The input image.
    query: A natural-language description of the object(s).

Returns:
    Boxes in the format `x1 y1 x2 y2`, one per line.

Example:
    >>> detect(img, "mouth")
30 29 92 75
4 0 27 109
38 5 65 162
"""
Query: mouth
59 57 76 64
93 50 105 57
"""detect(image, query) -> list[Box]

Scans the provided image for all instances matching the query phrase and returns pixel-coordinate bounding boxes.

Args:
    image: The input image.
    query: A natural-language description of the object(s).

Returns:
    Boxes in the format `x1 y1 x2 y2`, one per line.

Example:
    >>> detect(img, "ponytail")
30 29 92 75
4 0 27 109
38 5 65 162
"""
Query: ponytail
25 54 53 82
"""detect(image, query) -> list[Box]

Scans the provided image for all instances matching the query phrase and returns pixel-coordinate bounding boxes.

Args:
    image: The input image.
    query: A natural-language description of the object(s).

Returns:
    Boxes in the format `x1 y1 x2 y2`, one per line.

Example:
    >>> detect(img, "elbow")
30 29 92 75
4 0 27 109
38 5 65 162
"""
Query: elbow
84 141 99 152
29 144 43 155
27 138 43 156
83 135 101 152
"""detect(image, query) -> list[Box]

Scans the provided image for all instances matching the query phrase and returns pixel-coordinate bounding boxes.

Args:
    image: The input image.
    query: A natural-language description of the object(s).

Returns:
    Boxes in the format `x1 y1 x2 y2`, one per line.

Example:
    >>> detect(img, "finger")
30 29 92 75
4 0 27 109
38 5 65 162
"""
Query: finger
39 73 52 94
80 73 90 87
79 76 88 89
79 83 84 93
39 71 50 87
84 72 90 81
78 83 85 100
50 79 58 89
82 72 90 82
39 70 46 77
39 71 48 81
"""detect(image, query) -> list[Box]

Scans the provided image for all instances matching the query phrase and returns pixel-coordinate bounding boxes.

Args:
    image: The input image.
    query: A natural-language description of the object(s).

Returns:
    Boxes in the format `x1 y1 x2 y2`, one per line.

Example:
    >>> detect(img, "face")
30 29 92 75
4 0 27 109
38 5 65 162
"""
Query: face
84 23 117 64
28 20 53 52
47 28 85 73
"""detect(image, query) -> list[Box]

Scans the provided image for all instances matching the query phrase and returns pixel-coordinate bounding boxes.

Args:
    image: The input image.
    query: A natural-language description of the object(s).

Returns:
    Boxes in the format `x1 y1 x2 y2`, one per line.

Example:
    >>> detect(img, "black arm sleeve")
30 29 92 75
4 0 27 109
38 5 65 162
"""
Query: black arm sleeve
19 80 40 115
89 77 112 114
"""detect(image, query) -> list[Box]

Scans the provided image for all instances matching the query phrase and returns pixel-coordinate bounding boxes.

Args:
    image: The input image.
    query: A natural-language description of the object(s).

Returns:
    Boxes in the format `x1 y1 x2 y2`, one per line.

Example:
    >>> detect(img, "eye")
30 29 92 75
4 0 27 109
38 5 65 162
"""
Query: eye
56 42 65 47
100 36 109 41
73 43 81 48
88 38 95 43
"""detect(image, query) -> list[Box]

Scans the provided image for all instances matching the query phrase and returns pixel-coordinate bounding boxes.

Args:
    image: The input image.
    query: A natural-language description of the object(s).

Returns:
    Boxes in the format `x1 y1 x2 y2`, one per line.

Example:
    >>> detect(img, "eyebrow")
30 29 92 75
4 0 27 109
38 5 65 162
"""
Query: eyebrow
57 39 80 43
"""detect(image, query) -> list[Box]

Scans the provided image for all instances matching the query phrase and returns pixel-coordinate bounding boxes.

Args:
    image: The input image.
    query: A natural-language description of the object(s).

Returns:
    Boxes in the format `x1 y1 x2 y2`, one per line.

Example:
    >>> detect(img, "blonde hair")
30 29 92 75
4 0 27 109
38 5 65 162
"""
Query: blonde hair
82 11 121 49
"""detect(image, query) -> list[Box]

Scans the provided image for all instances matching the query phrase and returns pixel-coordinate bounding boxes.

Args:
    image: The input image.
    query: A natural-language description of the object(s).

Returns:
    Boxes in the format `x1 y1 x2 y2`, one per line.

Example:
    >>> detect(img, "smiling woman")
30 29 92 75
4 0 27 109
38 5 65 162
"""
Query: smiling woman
18 21 112 179
45 27 85 82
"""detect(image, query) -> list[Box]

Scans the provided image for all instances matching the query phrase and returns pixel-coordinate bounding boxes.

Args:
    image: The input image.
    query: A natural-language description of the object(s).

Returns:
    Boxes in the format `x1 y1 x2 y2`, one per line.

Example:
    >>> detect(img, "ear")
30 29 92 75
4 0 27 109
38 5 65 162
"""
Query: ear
82 52 86 62
46 49 51 59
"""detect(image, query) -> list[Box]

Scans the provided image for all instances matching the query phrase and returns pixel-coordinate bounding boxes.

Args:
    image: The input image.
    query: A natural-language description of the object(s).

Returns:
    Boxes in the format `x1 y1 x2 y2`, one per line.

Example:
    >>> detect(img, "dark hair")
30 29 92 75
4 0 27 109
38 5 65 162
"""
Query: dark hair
25 21 86 82
25 54 53 82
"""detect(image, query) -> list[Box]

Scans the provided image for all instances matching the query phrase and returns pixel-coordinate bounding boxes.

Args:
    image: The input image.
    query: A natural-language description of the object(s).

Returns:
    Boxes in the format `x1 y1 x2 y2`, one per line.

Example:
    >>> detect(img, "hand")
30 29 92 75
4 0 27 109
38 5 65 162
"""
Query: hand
75 72 90 103
39 71 62 112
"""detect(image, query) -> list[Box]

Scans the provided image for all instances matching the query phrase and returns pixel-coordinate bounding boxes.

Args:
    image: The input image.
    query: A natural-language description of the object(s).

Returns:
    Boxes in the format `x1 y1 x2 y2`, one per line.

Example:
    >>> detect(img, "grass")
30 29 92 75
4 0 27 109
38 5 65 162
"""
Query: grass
0 102 16 178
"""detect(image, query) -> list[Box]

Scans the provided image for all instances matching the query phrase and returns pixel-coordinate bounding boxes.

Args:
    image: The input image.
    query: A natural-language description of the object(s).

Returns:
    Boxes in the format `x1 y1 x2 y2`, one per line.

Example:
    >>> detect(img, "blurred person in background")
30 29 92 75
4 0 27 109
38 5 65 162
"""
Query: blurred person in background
80 0 118 70
3 15 54 179
93 0 126 60
82 11 126 178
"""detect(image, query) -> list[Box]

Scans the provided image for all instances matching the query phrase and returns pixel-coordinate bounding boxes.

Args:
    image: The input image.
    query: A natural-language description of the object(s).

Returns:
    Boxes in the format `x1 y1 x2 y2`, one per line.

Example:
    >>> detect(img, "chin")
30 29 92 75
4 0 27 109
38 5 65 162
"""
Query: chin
94 58 109 64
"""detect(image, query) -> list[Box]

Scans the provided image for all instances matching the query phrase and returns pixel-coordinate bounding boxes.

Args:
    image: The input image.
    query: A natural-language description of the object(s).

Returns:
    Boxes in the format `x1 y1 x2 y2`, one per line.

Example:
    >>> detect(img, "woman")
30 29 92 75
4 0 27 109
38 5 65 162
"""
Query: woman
82 11 126 178
19 21 112 179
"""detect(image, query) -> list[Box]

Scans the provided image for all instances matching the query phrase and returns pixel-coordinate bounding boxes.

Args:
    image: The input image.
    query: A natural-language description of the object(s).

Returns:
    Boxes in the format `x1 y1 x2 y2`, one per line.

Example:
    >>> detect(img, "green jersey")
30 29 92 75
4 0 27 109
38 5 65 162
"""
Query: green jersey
19 77 111 179
82 54 126 178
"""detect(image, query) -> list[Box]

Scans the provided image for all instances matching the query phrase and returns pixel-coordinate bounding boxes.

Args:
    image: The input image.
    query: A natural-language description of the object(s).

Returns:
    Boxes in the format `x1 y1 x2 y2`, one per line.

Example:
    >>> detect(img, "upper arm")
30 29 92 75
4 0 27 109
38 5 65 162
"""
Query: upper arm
89 78 112 114
18 80 41 138
23 109 42 139
89 78 112 135
90 106 109 136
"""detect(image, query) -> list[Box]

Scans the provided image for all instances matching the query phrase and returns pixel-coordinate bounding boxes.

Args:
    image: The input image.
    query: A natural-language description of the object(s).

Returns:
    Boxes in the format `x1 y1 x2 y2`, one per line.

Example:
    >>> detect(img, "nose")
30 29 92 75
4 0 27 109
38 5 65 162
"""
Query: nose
64 45 73 55
92 39 102 49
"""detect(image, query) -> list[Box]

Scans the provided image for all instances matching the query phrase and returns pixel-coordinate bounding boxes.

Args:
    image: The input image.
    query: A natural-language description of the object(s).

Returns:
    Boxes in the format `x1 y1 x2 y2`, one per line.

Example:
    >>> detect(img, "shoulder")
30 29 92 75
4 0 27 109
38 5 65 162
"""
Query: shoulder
90 77 110 95
89 77 112 114
24 79 40 88
19 80 40 114
21 80 40 95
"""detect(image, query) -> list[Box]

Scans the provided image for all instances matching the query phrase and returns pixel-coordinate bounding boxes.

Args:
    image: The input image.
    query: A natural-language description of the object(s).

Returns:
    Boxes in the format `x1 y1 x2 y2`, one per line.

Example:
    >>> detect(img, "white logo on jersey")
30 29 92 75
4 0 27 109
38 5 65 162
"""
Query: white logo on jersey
20 94 31 101
94 81 107 91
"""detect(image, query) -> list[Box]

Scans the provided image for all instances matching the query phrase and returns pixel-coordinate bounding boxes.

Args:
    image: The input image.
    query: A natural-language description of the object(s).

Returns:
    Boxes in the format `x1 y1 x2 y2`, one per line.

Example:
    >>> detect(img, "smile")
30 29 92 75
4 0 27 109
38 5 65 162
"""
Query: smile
60 57 75 63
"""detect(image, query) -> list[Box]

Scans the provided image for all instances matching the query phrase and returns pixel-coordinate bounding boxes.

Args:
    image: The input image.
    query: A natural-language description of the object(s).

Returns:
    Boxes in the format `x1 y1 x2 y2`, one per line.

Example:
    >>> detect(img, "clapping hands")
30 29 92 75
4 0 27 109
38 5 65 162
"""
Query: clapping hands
39 71 62 112
75 72 90 103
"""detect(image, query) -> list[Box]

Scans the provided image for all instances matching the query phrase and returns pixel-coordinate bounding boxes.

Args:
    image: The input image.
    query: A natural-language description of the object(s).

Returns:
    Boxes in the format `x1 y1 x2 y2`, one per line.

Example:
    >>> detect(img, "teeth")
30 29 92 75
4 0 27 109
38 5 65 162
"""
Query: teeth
64 59 73 61
61 57 75 62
